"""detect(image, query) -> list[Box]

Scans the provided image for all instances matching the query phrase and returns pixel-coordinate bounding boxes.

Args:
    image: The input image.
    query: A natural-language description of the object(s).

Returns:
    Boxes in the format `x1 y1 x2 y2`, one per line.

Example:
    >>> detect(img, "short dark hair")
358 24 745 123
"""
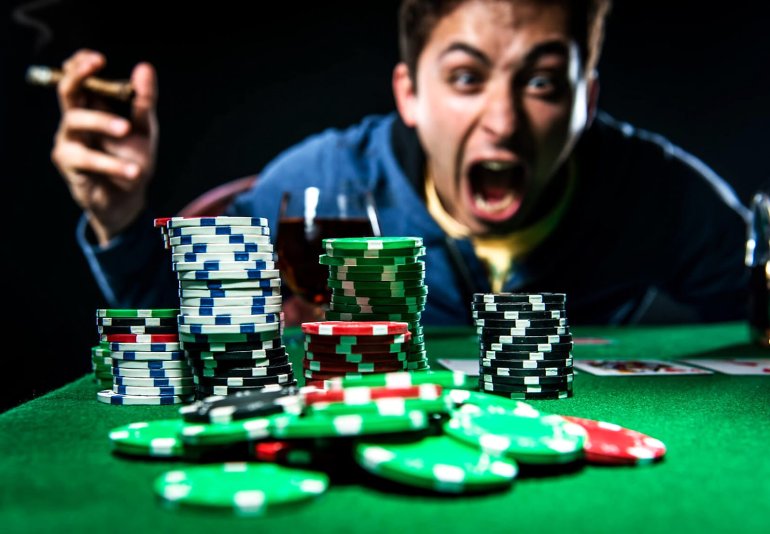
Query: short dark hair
398 0 612 81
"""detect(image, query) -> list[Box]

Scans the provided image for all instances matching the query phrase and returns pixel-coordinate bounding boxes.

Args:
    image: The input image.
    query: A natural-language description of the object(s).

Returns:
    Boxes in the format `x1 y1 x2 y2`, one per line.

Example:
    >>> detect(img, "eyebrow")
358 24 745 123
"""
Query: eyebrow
439 39 571 67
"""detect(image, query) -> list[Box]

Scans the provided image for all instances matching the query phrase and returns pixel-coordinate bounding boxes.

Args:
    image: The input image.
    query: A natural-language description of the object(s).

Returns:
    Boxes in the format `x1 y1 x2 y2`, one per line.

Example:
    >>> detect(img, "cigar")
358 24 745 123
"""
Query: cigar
25 65 135 102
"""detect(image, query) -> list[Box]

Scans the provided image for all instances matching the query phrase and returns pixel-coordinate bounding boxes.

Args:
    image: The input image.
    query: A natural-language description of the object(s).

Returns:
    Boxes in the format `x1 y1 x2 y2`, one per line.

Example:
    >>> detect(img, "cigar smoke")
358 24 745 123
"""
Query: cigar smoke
11 0 61 52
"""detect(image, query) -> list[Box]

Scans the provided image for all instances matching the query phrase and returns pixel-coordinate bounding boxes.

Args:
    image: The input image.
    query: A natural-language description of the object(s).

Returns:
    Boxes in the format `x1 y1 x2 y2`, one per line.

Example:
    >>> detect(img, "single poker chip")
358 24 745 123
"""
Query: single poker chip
270 409 429 439
331 295 427 307
180 386 302 424
480 350 573 362
474 318 567 329
154 217 172 228
332 262 425 273
178 288 280 298
112 367 192 378
327 279 425 290
110 355 187 367
179 313 280 326
180 339 282 353
405 360 430 371
309 395 450 417
176 269 280 281
114 376 194 387
186 347 287 361
323 311 422 323
180 278 281 289
319 255 421 267
173 260 276 272
328 302 423 314
173 243 274 255
473 293 566 304
109 420 186 457
168 234 271 246
329 270 425 282
96 389 191 405
480 382 573 395
97 325 178 335
113 384 195 396
471 302 566 312
178 322 280 335
472 310 566 320
167 225 270 237
323 237 423 250
324 370 474 390
194 373 295 387
154 463 328 515
444 405 585 464
173 252 275 263
502 390 574 400
97 309 178 318
480 342 573 353
180 306 284 317
477 332 572 344
331 287 429 299
301 321 409 336
180 413 275 445
303 359 405 374
195 382 298 397
197 363 293 379
480 373 574 386
166 216 269 228
355 435 517 493
481 365 572 378
96 316 177 327
189 354 289 370
303 383 443 404
324 246 426 259
105 345 184 357
304 332 411 345
102 333 179 343
481 357 573 369
178 300 282 312
179 331 281 344
303 340 408 354
561 416 667 465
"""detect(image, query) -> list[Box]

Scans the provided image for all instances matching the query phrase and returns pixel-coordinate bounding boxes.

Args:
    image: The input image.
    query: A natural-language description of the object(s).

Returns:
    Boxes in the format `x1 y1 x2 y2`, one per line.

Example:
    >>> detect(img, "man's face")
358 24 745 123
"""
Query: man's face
395 0 591 234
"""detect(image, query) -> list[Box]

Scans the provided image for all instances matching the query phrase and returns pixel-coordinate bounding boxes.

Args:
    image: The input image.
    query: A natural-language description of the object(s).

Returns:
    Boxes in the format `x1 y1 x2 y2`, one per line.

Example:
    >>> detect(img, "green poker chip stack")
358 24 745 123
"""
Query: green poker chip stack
321 237 429 372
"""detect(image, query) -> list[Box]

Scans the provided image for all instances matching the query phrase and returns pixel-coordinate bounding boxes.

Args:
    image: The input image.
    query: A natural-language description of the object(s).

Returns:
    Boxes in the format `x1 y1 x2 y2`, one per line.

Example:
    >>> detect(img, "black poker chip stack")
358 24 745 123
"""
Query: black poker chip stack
472 293 574 400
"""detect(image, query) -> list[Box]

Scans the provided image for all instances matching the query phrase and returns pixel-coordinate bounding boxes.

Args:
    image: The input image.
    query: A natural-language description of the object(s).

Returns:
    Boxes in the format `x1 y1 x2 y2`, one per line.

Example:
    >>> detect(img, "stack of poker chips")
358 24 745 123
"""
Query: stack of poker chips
95 308 195 405
321 237 428 372
472 293 574 400
300 321 412 387
159 216 295 398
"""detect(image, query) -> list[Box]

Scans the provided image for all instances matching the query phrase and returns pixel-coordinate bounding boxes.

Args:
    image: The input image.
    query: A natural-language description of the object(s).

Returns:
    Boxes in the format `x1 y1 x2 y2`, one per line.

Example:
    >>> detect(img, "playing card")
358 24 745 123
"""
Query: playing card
573 359 712 376
679 358 770 375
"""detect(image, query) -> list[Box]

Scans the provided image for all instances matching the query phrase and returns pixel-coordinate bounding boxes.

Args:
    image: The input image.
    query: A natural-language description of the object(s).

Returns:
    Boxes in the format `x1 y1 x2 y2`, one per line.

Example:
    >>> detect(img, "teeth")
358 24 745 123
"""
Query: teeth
474 192 515 212
480 161 515 172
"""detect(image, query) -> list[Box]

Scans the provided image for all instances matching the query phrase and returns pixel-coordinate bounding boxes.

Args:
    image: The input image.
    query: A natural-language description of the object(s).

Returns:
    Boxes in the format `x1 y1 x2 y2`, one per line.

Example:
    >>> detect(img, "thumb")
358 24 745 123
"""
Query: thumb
130 62 158 131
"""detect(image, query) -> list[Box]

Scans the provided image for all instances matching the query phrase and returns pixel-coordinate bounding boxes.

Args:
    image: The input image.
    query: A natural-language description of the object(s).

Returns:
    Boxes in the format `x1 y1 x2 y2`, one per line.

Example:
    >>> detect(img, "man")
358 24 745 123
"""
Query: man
52 0 749 325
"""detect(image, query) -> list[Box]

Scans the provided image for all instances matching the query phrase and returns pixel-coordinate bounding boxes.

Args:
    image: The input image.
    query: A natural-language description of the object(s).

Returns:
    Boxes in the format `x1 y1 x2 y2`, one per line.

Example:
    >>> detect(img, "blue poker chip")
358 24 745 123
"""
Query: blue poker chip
106 344 185 357
179 278 278 289
166 216 269 228
96 390 191 405
178 313 281 326
172 260 276 272
169 235 271 246
178 288 281 298
179 322 281 335
167 225 270 237
176 269 280 281
173 252 276 262
178 297 282 308
113 376 193 387
111 357 187 368
173 243 274 254
180 305 284 317
113 385 194 396
111 367 193 378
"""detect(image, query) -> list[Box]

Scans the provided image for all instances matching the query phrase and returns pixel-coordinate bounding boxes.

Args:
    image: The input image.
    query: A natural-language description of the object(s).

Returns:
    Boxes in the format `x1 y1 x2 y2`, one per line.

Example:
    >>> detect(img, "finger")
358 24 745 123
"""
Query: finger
130 62 158 132
54 140 141 182
58 49 106 111
59 109 131 139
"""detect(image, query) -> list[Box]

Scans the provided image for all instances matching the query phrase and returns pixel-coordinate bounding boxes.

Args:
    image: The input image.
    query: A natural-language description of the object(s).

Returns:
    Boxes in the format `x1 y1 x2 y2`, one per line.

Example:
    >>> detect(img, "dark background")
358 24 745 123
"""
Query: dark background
3 0 769 412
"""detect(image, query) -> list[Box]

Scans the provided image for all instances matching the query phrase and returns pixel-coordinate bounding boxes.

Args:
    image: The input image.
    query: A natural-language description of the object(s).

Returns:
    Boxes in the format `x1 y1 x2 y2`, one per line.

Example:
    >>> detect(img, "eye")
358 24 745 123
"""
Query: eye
448 69 484 93
523 72 566 99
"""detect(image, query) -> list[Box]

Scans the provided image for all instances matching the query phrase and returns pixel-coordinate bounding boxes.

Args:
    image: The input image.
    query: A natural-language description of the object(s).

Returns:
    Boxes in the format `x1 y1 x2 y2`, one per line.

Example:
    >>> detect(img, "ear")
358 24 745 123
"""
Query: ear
392 62 418 127
586 70 600 127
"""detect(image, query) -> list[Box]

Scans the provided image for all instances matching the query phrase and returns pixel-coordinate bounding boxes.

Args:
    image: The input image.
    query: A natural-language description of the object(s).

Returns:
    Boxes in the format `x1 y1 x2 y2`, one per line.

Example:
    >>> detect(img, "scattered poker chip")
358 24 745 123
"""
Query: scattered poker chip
561 416 667 465
301 321 409 336
97 309 179 318
308 395 451 416
173 243 274 255
270 409 429 439
109 420 186 457
154 463 328 515
96 389 191 405
180 387 302 424
473 293 566 304
355 435 517 493
165 216 269 228
323 236 423 250
444 405 585 464
176 269 280 281
303 384 444 405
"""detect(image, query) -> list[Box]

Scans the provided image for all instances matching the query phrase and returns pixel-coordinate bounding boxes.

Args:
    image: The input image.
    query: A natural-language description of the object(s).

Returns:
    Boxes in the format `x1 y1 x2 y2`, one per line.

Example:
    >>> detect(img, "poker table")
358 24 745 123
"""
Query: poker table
1 321 768 533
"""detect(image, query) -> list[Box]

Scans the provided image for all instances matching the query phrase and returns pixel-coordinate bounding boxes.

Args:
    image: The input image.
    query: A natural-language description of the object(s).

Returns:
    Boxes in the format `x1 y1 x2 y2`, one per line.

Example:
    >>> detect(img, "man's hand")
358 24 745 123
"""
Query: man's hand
51 49 159 246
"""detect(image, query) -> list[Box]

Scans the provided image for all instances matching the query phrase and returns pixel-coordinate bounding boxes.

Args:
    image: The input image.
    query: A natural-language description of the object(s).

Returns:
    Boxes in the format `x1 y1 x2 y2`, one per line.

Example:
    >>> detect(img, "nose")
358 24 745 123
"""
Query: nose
479 82 517 142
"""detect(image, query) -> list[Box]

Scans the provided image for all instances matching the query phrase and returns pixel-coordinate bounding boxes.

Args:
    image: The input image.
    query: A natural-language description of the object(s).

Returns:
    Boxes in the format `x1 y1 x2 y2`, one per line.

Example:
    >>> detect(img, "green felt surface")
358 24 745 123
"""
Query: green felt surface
1 323 769 533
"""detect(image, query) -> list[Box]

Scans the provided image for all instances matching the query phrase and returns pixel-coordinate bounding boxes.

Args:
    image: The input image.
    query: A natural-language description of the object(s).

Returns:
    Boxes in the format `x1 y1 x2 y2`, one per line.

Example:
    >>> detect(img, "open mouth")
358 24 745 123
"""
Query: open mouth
466 160 527 222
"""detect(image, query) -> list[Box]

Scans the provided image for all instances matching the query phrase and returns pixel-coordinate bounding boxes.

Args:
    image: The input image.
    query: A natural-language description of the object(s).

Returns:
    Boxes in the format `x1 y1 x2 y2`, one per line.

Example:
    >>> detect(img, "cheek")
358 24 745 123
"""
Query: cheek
527 102 573 156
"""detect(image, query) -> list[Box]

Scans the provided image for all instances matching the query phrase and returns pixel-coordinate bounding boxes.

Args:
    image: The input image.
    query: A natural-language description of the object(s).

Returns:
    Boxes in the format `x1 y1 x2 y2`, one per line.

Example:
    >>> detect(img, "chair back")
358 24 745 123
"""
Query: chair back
177 175 257 217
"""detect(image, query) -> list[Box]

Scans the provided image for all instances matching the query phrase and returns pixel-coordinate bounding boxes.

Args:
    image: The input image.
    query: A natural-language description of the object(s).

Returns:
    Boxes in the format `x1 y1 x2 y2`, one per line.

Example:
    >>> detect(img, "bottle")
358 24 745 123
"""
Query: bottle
746 193 770 346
